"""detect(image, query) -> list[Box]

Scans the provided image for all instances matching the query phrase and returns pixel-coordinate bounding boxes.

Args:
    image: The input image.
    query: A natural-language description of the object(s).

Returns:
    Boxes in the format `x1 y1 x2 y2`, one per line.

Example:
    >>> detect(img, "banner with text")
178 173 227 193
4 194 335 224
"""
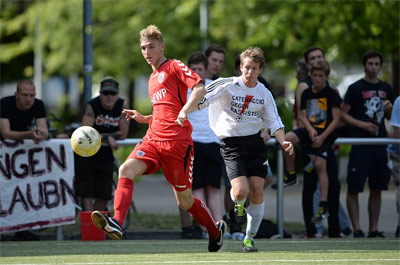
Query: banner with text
0 139 76 234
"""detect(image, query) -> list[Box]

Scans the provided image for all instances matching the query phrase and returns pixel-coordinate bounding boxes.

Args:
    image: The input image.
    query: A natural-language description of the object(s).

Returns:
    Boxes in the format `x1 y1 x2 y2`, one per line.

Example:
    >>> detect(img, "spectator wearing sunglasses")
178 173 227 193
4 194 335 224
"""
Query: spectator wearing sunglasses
74 77 129 212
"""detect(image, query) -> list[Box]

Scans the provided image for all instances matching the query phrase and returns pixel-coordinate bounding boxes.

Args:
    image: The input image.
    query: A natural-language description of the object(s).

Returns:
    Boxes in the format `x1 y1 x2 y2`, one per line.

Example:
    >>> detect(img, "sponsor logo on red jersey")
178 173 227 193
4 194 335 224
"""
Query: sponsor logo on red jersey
151 88 167 104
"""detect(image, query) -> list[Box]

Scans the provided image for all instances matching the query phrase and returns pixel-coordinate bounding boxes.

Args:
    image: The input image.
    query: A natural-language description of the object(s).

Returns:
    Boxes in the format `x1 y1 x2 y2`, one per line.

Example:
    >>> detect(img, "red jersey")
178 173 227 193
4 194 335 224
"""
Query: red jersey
146 59 203 141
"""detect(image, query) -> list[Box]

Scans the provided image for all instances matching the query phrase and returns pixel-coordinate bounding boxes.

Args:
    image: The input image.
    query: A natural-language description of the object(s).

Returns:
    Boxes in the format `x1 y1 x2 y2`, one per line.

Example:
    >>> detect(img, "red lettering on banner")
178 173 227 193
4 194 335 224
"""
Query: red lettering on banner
0 139 76 234
29 147 46 177
0 178 75 218
0 153 11 180
0 144 67 180
45 145 67 173
11 149 28 178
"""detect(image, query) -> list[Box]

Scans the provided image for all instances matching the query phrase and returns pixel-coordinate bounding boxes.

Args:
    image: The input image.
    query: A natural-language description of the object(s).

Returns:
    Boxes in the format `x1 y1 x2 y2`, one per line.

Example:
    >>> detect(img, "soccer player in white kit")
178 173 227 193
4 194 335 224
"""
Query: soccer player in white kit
197 47 293 252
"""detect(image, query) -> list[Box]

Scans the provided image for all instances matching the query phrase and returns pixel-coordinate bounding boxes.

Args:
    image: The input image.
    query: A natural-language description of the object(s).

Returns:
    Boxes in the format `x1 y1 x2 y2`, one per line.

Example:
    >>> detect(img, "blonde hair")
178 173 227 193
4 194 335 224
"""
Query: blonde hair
240 47 265 69
140 25 163 43
310 59 330 76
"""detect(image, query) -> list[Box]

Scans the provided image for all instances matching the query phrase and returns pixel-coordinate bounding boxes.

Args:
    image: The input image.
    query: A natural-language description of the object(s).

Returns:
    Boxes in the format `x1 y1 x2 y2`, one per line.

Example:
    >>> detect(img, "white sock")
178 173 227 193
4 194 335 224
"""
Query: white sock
230 188 246 205
245 202 265 239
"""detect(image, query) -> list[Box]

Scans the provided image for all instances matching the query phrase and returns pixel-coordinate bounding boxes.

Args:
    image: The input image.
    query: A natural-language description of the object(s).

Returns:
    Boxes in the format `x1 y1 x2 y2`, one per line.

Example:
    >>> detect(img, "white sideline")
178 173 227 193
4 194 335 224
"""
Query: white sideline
5 259 400 265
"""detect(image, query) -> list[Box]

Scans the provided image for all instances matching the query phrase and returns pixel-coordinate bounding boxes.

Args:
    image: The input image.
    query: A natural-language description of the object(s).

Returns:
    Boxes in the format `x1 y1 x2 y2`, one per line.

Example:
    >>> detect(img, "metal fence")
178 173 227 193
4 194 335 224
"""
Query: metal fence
116 137 400 238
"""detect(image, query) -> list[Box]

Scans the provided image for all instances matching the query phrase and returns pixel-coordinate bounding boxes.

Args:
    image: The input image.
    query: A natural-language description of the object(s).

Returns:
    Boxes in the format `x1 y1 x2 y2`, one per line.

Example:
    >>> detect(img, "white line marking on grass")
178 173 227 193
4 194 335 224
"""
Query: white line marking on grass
3 239 399 248
248 239 400 244
63 259 400 264
5 259 399 265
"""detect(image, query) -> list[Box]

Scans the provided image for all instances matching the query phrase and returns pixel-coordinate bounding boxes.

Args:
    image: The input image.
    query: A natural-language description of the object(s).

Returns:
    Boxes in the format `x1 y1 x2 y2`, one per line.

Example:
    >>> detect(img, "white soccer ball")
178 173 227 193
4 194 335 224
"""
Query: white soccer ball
70 126 101 157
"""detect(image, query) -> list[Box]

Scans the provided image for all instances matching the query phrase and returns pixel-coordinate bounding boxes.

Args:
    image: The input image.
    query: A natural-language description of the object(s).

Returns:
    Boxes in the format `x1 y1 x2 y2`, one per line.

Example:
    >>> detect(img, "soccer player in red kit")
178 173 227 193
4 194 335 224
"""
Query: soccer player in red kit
91 25 226 252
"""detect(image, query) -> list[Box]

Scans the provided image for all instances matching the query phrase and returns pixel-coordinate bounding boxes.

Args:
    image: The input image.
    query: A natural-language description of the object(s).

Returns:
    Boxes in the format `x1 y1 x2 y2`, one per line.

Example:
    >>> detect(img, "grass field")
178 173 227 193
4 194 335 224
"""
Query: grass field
1 238 399 265
26 213 305 239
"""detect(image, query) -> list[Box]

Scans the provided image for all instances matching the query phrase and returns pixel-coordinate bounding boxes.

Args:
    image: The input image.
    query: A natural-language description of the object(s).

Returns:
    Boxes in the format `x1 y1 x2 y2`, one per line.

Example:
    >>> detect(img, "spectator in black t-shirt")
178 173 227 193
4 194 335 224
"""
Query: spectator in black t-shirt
0 79 48 241
341 50 394 238
0 79 48 142
285 60 342 236
281 48 343 238
74 77 129 212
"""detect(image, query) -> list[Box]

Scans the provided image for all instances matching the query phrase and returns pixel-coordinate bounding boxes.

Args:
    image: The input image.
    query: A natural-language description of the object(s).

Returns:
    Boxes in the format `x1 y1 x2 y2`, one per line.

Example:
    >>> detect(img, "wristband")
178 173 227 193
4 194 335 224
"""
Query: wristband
102 134 109 144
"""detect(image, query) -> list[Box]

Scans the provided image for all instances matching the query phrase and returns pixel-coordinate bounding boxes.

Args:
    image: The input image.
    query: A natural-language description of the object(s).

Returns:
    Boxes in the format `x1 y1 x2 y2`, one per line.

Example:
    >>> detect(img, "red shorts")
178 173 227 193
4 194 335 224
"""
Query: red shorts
127 138 194 191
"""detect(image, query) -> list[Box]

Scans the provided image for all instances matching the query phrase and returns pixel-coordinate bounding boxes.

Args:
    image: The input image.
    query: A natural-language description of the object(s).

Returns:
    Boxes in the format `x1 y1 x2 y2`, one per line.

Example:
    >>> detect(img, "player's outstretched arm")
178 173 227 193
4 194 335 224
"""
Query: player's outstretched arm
123 109 152 124
176 83 206 126
274 128 294 155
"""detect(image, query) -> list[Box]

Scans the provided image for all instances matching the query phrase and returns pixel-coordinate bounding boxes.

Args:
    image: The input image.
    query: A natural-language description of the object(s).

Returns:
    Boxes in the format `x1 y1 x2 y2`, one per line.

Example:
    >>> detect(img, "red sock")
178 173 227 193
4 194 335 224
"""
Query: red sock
113 178 133 226
187 197 219 239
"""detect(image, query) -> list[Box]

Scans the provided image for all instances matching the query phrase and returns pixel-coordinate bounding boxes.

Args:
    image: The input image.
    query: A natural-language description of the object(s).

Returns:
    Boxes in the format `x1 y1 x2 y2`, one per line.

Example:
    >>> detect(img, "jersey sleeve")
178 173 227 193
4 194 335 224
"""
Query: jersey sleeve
331 89 342 108
343 83 357 105
198 77 232 110
260 88 284 135
386 83 394 104
300 88 309 110
35 99 47 119
172 59 203 90
0 98 9 119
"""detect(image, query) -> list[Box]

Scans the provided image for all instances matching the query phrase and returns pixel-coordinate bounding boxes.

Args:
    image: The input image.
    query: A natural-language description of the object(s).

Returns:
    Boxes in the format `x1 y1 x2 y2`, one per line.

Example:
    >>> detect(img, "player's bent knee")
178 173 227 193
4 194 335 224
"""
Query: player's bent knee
177 202 190 211
234 189 249 201
264 176 273 187
249 190 264 203
313 157 325 169
285 132 298 142
118 159 146 180
175 189 195 210
176 198 194 210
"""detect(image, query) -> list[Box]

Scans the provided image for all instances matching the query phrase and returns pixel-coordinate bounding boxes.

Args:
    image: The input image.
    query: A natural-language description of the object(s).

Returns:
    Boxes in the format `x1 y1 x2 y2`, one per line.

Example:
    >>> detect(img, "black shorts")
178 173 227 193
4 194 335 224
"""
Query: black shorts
347 145 391 193
73 148 115 200
220 133 268 181
294 128 335 160
192 142 223 190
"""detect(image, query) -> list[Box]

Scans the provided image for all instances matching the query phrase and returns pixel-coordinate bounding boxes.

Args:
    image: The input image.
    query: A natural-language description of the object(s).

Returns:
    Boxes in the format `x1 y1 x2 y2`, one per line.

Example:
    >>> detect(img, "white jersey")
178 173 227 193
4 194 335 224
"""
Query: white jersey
187 79 220 143
199 76 284 139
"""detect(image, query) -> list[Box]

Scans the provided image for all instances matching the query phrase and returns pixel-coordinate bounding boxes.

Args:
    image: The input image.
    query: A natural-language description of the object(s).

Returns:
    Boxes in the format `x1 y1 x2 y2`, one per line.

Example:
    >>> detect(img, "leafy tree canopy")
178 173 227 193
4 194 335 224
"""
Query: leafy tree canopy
1 0 399 94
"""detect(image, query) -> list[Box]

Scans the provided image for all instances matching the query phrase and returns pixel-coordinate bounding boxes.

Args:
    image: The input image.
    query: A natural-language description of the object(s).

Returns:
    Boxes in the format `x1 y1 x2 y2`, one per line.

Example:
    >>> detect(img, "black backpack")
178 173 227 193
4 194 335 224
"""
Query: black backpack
255 219 292 238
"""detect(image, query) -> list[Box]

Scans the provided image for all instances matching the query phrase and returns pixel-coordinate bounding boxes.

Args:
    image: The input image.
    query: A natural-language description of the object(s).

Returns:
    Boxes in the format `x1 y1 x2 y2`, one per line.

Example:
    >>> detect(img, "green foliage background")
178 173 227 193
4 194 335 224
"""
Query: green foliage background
1 0 399 137
2 0 398 86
